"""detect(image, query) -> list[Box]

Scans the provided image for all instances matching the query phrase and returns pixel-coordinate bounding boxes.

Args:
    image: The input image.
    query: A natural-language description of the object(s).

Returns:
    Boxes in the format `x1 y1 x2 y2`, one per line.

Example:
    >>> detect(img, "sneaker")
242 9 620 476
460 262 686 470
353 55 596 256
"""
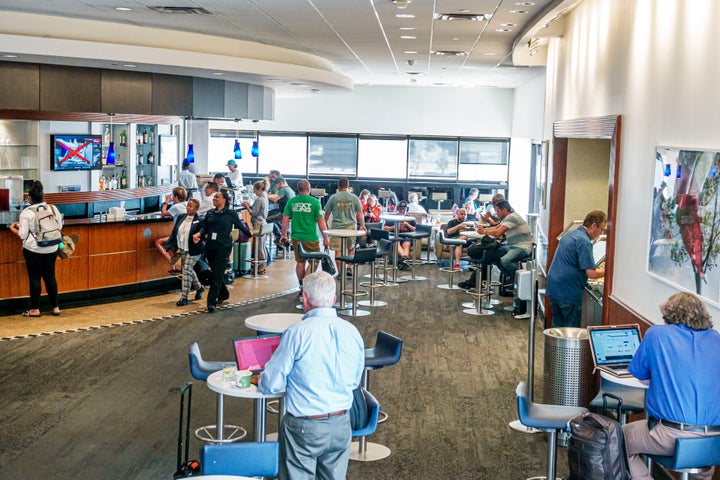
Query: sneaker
194 286 205 301
453 263 461 270
207 304 216 313
176 297 189 307
398 262 411 271
514 312 531 320
458 280 475 289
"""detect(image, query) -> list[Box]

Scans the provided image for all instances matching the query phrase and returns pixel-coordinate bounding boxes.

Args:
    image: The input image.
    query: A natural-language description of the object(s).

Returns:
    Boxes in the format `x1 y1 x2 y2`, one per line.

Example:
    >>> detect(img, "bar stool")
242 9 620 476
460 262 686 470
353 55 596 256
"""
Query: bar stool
248 223 274 279
437 230 467 290
295 243 332 310
463 263 494 316
367 228 398 287
360 331 402 456
589 377 646 425
337 247 377 317
358 239 392 308
515 381 587 480
349 387 387 461
362 222 383 247
399 223 433 280
649 436 720 480
188 342 247 443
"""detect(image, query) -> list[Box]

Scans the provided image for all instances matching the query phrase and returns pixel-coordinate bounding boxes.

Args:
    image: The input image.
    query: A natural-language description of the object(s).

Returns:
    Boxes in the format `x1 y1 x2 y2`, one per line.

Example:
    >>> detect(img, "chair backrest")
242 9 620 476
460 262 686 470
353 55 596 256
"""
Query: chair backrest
377 239 393 257
350 387 381 437
188 342 234 381
352 247 378 264
201 441 279 476
370 228 390 241
414 223 433 235
364 221 383 232
660 436 720 471
297 242 330 260
515 381 531 424
366 330 403 368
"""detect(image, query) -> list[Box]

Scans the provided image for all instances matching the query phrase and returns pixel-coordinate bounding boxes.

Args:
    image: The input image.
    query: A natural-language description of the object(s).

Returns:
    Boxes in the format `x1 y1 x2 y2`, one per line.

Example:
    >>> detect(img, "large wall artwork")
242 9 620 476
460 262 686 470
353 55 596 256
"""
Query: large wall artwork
649 147 720 304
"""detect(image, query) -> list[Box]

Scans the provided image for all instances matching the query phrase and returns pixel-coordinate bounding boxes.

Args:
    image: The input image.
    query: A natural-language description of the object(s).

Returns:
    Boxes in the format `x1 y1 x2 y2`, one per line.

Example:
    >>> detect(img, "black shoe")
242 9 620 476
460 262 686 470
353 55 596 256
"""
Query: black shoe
176 297 189 307
346 269 353 277
458 280 475 289
207 304 216 313
218 293 230 304
194 286 205 300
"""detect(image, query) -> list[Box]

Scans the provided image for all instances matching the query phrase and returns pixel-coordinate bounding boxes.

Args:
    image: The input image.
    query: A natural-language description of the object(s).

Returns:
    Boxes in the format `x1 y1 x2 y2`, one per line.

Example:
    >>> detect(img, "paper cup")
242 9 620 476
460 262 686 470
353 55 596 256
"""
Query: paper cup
235 370 252 389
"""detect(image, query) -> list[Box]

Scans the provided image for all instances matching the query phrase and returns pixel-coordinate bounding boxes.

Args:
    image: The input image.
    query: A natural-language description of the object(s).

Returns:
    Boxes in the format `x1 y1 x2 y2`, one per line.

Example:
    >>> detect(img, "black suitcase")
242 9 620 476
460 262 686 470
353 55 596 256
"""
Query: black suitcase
173 383 200 478
193 258 212 287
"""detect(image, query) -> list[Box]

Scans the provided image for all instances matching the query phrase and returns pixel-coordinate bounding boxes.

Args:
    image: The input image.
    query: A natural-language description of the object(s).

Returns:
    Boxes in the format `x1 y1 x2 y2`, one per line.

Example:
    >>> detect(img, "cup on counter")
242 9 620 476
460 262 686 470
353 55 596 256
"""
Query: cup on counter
235 369 252 389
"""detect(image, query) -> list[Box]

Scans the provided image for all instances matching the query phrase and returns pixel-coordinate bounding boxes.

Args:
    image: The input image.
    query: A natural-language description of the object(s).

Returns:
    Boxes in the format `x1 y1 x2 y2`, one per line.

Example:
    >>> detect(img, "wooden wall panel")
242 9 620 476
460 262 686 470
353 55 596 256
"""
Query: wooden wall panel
152 74 192 116
61 225 89 257
102 70 152 115
135 222 173 251
0 262 29 298
40 65 102 113
0 62 39 110
88 252 136 288
607 295 653 335
0 231 24 263
88 224 136 255
56 256 89 292
136 248 172 282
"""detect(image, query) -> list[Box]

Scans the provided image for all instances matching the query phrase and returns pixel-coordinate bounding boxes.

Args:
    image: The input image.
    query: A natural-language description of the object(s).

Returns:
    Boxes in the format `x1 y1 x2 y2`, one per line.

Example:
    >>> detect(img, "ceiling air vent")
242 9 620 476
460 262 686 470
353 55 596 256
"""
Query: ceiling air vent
434 13 491 21
431 50 468 57
148 6 212 14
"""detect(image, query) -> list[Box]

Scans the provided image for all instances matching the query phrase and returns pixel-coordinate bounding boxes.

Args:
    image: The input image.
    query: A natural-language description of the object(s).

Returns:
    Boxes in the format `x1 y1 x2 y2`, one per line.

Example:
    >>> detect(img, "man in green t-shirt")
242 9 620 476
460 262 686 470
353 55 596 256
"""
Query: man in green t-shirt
280 180 329 292
323 177 365 275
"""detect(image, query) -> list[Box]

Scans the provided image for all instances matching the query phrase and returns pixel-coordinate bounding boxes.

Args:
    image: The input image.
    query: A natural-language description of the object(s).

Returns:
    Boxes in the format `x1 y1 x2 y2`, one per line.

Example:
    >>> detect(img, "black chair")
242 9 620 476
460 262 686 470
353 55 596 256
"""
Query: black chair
364 331 403 425
337 247 377 316
399 223 433 280
437 230 467 290
359 239 392 308
368 228 396 286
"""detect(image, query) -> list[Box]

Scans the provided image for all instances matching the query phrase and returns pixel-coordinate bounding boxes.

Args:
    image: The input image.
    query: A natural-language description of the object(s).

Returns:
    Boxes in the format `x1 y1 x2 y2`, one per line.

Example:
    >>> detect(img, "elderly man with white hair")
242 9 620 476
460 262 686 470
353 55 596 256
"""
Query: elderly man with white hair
259 271 364 480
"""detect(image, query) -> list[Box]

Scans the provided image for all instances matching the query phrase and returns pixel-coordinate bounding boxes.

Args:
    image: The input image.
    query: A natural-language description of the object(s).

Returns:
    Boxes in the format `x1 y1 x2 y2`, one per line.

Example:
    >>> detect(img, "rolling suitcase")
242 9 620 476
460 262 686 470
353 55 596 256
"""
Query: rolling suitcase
173 382 200 478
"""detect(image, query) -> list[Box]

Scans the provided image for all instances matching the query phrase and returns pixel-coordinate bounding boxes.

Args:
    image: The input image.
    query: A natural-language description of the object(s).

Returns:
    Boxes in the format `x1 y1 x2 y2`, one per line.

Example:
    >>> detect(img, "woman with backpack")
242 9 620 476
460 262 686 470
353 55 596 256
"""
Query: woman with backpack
9 181 62 317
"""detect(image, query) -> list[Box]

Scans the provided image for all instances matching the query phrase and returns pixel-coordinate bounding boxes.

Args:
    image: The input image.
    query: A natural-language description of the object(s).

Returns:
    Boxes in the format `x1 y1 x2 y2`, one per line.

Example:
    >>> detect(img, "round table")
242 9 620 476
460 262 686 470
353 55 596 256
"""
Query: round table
206 369 285 442
245 313 303 334
459 230 484 239
323 229 368 314
599 370 648 389
379 214 415 283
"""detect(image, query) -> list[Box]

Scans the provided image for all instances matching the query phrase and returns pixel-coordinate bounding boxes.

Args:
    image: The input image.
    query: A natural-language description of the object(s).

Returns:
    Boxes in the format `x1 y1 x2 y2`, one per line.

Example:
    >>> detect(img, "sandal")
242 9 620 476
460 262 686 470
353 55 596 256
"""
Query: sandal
52 308 61 316
23 310 41 318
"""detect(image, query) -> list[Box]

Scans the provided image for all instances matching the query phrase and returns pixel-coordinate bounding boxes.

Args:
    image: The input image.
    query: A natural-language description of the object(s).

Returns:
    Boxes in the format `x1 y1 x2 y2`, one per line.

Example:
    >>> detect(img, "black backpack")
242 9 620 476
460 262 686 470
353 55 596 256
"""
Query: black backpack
567 412 631 480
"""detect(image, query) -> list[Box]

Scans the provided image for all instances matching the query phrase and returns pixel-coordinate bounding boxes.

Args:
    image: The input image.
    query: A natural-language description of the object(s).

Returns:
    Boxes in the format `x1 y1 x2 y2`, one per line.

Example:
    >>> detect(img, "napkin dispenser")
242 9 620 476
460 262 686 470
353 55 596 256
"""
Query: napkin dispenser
108 207 125 221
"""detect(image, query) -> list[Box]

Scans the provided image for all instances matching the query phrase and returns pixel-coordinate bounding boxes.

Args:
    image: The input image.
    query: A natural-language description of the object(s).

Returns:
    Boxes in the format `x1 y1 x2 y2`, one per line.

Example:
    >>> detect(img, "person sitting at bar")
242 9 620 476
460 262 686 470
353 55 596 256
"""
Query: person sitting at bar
155 186 188 273
226 159 243 190
480 193 505 226
178 159 197 194
407 192 427 214
358 189 370 207
259 271 364 480
383 200 415 271
623 292 720 480
363 194 382 223
463 188 481 217
445 207 471 270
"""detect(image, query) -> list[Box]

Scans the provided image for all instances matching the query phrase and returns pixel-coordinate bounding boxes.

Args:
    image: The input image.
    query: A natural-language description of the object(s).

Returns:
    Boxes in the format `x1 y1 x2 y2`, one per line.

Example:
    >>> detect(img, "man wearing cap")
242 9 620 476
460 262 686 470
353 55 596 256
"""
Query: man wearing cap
226 159 243 189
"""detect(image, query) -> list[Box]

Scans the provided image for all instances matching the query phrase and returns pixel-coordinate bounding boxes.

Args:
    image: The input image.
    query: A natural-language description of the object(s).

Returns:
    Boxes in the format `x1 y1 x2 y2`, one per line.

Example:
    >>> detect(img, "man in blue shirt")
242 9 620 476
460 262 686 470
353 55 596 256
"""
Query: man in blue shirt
546 210 606 327
623 292 720 480
259 271 364 479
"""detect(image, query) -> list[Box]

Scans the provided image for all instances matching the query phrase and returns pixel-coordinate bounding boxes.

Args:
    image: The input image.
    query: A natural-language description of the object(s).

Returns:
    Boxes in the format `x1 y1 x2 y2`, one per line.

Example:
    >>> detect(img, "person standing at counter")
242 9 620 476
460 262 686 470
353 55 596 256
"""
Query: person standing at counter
193 190 251 312
165 198 204 307
546 210 606 328
178 159 197 193
226 159 243 189
242 180 269 274
259 271 364 480
9 181 62 317
623 292 720 480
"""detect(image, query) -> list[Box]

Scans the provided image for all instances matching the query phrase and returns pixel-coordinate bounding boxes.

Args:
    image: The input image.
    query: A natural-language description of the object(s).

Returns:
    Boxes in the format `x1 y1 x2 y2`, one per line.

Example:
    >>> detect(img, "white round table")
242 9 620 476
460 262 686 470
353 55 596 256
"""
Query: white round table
206 369 284 442
245 313 303 334
323 229 368 315
459 230 484 239
599 370 648 389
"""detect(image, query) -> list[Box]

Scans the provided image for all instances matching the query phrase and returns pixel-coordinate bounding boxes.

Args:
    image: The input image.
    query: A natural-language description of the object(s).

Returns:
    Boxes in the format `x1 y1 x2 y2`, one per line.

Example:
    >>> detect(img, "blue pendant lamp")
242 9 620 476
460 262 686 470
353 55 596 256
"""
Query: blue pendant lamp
663 164 671 177
106 113 116 164
676 164 682 179
233 139 242 159
186 117 194 163
252 140 259 157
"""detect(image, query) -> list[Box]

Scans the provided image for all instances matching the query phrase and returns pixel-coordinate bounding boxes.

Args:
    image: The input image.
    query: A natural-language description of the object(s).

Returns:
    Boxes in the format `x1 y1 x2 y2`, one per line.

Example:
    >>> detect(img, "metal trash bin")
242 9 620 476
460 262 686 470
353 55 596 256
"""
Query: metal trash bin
543 327 597 407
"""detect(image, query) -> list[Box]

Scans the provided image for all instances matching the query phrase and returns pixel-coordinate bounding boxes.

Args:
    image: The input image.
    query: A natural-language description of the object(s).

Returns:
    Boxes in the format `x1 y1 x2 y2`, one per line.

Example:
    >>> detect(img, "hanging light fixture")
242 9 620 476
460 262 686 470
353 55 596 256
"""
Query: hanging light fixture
186 117 194 163
663 164 671 177
107 113 116 165
676 164 682 179
233 119 242 160
251 139 259 157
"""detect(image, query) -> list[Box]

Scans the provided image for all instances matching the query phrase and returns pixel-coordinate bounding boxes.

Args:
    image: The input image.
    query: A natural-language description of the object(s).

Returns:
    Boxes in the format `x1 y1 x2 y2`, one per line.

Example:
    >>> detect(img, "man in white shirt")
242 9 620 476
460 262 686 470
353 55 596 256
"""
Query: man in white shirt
178 160 197 192
198 182 219 216
226 159 243 188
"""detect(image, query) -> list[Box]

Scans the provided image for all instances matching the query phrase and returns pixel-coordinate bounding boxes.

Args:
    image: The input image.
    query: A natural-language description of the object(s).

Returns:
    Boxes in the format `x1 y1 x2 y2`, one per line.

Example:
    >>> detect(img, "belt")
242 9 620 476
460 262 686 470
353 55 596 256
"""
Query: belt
291 409 347 420
657 418 720 433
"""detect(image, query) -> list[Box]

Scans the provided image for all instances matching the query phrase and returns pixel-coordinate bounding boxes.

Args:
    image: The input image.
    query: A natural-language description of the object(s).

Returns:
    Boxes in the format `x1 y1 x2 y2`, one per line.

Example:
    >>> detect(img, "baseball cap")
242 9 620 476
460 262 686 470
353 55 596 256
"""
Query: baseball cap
226 159 237 166
276 176 286 184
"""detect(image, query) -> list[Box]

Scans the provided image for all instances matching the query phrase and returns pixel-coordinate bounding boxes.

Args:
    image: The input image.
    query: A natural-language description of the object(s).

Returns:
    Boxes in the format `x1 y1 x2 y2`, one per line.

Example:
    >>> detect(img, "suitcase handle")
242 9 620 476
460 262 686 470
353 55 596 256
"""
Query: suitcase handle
601 392 624 421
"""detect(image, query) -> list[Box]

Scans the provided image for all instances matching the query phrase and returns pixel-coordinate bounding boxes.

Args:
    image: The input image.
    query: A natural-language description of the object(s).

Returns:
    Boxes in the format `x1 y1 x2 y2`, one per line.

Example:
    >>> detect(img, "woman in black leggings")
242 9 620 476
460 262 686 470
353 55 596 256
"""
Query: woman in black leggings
9 181 62 317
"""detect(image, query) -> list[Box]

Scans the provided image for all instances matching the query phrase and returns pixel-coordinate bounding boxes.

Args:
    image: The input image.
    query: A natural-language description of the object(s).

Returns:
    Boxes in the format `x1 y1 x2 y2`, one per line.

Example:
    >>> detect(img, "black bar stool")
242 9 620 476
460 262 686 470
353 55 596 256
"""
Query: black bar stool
337 247 377 317
437 230 467 290
358 239 392 308
399 224 433 281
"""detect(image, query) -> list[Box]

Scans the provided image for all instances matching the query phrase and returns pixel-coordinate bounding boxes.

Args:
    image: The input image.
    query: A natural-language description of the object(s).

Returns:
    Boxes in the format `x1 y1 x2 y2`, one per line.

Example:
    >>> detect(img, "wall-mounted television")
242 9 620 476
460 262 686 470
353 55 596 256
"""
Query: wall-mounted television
51 134 102 171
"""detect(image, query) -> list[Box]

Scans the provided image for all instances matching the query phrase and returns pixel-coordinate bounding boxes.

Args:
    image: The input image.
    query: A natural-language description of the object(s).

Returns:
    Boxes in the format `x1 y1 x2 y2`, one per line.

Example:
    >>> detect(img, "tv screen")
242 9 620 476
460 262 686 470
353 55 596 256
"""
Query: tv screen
51 134 103 171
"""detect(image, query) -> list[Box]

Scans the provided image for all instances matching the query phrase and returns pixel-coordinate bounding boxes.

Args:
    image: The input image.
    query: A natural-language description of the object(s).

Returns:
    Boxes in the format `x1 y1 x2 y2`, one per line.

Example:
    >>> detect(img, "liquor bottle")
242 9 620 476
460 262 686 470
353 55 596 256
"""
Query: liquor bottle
120 170 128 189
120 130 127 147
138 171 145 187
99 175 105 191
147 175 153 186
136 127 141 145
103 125 110 145
142 128 148 144
147 152 154 164
137 151 143 165
149 129 154 144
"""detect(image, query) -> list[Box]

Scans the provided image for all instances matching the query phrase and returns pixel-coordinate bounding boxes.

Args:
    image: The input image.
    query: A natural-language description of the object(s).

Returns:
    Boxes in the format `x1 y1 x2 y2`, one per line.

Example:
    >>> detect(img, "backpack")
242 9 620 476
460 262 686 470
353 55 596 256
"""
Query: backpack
31 203 63 247
567 412 631 480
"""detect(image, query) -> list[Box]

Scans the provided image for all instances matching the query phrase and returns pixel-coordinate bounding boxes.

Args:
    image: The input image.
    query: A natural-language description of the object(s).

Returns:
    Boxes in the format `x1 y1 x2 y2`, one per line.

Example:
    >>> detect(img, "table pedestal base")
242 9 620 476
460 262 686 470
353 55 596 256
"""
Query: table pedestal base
349 441 391 462
463 307 495 316
338 308 371 317
357 299 387 307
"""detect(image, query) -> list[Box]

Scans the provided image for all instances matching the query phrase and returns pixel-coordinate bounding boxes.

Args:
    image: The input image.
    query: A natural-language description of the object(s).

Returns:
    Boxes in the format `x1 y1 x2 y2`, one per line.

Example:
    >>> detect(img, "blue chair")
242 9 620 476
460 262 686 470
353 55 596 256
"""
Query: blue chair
188 342 247 443
515 381 587 480
648 436 720 480
589 376 646 425
201 441 279 477
349 388 389 461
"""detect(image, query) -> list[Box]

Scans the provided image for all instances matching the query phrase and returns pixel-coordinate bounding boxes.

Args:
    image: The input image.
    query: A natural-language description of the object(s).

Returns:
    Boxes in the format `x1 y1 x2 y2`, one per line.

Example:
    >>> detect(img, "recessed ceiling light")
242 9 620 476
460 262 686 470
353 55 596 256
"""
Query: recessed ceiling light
483 52 496 56
501 23 516 27
399 27 415 30
2 54 18 58
211 72 224 76
400 35 416 40
396 14 415 18
496 28 512 32
459 9 470 13
123 64 136 68
516 1 535 5
510 10 528 14
452 37 459 41
114 7 133 11
404 50 419 54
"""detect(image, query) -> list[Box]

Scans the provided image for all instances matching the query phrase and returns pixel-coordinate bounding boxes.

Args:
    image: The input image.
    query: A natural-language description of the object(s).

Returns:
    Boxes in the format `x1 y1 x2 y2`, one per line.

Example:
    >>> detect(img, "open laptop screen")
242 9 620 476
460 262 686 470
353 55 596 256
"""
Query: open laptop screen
232 334 281 371
588 325 641 366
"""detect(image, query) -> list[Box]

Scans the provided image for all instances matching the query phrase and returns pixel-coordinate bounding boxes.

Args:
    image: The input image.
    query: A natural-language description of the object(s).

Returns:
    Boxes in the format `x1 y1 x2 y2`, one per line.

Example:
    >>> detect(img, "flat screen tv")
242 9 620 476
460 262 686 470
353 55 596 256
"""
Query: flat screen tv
51 134 103 171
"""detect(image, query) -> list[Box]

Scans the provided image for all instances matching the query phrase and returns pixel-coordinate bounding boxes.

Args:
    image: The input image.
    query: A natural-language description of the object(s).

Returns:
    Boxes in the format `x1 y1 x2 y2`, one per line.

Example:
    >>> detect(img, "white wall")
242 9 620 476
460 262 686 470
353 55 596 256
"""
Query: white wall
544 0 720 325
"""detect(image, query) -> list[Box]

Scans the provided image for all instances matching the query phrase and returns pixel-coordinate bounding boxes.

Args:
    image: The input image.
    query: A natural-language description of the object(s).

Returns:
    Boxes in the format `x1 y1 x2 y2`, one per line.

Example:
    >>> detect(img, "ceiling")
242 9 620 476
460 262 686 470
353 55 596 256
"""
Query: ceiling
0 0 570 97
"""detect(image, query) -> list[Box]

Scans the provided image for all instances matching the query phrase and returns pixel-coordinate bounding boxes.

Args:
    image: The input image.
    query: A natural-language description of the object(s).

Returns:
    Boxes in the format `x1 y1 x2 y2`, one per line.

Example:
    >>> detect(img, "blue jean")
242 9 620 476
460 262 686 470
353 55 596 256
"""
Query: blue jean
482 245 530 279
279 412 352 480
549 297 583 328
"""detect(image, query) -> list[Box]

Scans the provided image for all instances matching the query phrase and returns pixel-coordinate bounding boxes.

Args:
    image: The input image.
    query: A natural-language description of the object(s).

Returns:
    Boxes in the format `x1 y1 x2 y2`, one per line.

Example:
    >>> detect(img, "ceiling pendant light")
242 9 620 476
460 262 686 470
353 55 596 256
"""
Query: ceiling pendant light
186 117 194 163
251 140 259 157
107 113 116 165
663 164 671 177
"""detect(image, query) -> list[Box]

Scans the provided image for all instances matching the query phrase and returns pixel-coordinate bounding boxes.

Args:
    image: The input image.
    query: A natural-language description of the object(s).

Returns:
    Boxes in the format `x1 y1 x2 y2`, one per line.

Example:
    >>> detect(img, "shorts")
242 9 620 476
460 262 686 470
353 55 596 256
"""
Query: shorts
293 240 320 263
329 224 357 252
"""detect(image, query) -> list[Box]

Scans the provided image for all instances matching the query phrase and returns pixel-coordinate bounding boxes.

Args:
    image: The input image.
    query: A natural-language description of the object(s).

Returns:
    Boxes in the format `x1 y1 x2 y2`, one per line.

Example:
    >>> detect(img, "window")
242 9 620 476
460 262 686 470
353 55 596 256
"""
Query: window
408 138 457 179
457 139 509 182
357 137 407 179
308 135 357 176
208 133 256 175
257 133 307 176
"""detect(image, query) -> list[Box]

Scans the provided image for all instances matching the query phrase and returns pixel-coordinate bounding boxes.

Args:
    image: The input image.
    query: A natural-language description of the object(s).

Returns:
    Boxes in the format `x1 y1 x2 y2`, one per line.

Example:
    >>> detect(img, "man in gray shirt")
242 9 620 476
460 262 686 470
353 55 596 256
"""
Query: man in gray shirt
323 177 365 276
475 200 532 280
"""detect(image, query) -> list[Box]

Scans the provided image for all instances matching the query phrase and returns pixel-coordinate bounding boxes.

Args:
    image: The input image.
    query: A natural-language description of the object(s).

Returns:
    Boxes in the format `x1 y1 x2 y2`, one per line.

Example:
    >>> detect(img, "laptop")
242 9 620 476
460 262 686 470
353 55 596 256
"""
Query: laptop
232 334 281 373
224 176 235 189
587 324 642 378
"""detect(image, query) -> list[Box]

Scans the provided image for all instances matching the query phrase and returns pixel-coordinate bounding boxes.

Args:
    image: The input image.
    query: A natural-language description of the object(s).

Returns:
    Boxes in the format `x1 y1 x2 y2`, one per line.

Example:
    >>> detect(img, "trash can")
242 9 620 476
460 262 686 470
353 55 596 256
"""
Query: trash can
543 327 597 407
